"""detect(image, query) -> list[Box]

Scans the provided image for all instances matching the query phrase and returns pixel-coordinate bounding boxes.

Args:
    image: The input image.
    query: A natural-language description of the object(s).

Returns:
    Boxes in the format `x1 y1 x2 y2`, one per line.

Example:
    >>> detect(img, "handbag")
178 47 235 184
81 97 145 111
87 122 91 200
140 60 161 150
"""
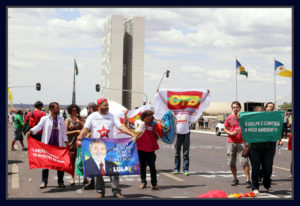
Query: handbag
242 145 250 158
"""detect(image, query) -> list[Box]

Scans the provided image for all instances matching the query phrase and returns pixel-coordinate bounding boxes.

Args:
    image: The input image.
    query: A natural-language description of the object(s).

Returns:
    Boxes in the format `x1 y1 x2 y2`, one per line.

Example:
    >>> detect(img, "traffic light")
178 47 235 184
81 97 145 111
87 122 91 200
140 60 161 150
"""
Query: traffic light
166 70 170 78
36 83 41 91
96 84 100 92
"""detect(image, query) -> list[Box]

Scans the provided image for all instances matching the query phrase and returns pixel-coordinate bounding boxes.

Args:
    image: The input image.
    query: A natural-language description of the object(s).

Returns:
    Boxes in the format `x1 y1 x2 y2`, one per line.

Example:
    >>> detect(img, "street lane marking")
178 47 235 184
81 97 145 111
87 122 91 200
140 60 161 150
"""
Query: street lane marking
12 163 19 189
160 172 184 182
273 165 290 171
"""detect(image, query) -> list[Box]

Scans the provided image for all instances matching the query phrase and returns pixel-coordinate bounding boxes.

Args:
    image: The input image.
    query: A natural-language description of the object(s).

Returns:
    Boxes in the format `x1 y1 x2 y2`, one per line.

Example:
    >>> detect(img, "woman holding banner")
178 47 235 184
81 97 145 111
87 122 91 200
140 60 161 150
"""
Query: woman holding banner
65 104 84 185
248 105 275 194
133 110 161 190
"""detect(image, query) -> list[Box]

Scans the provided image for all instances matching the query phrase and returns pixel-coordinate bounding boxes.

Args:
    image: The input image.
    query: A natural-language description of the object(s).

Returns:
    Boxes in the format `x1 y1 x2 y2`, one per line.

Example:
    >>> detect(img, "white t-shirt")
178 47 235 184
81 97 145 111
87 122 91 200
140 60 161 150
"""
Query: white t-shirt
176 113 190 134
84 112 122 139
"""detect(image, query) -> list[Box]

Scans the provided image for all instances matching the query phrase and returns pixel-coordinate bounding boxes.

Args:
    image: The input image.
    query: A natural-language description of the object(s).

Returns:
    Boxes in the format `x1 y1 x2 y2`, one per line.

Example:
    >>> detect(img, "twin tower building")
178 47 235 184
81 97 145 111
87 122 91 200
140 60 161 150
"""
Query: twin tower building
101 15 145 110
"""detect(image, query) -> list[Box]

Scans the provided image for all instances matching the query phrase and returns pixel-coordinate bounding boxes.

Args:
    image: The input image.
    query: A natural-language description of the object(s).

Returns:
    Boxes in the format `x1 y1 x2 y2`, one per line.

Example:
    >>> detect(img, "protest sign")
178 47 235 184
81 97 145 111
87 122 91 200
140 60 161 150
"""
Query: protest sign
27 137 73 175
81 138 140 178
239 111 284 143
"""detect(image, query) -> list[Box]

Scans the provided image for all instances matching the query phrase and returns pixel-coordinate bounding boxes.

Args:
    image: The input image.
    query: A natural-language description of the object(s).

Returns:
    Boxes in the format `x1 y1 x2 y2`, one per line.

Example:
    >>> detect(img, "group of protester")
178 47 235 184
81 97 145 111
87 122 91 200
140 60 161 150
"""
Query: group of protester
9 97 291 198
223 101 289 195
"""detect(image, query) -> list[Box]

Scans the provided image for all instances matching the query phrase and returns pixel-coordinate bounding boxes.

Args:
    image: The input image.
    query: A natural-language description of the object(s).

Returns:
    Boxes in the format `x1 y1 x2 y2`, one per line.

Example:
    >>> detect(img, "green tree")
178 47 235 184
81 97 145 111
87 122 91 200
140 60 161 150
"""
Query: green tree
278 102 292 111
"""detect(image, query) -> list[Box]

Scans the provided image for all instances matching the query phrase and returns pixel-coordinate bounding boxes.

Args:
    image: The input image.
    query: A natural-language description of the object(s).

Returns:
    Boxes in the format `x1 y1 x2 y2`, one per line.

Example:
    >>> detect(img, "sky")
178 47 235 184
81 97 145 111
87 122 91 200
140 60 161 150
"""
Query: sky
7 7 292 107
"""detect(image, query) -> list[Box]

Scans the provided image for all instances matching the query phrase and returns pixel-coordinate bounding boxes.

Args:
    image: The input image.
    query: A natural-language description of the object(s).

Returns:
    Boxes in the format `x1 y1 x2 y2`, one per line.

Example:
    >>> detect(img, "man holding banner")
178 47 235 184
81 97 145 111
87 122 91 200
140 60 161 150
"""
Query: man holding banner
155 89 210 176
77 98 137 199
26 102 70 189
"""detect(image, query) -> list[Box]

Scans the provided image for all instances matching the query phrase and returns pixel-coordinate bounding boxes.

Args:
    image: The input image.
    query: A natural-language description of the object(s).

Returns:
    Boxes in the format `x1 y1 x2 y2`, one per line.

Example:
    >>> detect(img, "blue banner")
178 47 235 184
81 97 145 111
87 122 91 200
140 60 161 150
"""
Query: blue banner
82 138 140 177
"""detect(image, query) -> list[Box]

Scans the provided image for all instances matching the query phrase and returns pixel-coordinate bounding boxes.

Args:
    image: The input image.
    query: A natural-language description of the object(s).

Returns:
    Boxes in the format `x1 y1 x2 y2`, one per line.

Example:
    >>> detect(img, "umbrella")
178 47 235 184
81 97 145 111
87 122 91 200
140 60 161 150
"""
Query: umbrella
80 100 127 118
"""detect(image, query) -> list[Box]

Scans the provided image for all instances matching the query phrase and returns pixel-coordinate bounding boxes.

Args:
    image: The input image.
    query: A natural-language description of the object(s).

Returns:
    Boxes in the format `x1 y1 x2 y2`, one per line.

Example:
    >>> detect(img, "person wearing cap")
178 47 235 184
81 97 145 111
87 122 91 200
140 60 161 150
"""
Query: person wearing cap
77 98 137 199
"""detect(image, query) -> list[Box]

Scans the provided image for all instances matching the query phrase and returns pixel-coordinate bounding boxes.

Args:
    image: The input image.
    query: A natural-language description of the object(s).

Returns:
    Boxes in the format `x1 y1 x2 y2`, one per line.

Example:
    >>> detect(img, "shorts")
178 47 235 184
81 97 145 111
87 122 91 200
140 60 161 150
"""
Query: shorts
14 128 24 141
226 142 249 167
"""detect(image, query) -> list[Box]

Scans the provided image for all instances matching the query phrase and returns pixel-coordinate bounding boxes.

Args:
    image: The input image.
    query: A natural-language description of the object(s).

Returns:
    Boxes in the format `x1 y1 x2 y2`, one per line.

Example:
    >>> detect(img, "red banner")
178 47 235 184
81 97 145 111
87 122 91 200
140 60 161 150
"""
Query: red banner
27 137 73 175
167 91 203 110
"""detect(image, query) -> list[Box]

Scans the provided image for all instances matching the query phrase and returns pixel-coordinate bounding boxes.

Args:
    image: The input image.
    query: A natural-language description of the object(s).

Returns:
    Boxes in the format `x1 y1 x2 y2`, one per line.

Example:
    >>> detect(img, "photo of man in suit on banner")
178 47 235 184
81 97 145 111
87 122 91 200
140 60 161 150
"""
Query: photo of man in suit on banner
84 139 119 177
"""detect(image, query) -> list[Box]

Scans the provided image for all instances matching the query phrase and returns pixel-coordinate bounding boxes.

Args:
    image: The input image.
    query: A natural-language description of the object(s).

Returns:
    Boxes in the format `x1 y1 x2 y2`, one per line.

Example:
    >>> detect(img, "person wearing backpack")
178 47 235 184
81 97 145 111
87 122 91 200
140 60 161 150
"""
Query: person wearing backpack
11 109 27 151
24 101 45 141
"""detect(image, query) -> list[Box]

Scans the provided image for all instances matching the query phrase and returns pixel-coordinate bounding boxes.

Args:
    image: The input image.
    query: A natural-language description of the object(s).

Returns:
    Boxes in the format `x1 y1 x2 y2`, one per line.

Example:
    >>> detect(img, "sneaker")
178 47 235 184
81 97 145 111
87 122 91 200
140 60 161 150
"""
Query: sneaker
253 190 260 195
96 193 104 198
173 169 179 174
246 181 252 188
22 147 28 151
114 192 125 198
151 185 161 190
139 183 147 189
40 183 47 189
10 147 17 151
231 179 239 186
184 170 190 176
267 188 274 193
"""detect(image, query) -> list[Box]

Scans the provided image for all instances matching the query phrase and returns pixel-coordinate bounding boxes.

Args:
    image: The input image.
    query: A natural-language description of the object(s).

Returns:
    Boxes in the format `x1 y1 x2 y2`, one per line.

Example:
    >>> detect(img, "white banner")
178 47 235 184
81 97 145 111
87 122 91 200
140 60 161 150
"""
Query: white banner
154 89 211 123
113 104 152 138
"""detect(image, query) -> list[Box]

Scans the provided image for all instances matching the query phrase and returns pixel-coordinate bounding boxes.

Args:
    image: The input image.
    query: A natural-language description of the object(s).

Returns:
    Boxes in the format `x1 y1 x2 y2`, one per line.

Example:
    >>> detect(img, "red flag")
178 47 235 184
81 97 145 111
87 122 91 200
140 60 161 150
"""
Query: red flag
27 137 73 175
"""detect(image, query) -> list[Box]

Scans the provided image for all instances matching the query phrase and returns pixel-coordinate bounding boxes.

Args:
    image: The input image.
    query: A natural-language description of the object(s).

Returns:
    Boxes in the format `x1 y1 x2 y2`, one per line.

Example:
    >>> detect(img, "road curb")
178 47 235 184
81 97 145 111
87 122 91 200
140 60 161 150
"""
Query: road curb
190 130 288 142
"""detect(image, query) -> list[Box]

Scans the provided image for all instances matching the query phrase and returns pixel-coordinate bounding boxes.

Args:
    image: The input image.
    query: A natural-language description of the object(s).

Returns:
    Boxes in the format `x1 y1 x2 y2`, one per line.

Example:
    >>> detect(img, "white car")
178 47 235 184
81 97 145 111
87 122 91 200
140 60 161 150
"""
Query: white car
216 120 225 136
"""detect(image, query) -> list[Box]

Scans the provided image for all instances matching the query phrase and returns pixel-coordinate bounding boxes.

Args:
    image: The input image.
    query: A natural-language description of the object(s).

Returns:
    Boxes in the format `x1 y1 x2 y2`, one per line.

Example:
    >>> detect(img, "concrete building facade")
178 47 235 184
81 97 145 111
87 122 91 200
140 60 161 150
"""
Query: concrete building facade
101 15 145 109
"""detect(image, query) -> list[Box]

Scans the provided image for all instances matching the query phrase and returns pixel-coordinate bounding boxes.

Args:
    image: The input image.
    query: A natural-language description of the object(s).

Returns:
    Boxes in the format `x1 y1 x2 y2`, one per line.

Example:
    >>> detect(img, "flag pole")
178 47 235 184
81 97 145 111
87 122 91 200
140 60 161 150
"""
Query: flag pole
274 59 276 109
72 59 76 104
235 58 237 101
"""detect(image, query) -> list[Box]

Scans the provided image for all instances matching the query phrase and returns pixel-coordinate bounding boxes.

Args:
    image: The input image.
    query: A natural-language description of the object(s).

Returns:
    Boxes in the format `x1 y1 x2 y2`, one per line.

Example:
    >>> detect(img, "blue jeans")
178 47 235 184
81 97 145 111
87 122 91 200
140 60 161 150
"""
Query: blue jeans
42 169 64 185
249 146 275 190
174 133 190 171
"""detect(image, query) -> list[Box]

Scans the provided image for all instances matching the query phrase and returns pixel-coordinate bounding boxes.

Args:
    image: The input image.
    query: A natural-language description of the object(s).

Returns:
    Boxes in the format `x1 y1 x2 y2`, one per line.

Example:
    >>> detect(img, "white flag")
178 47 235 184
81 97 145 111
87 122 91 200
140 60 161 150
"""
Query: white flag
154 88 211 123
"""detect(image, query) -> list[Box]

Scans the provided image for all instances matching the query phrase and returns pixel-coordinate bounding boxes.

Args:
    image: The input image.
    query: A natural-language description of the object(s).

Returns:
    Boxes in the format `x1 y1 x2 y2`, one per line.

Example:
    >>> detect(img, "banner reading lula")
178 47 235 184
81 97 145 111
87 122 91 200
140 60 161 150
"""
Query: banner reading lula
113 104 152 138
154 89 211 122
239 111 284 143
81 138 140 178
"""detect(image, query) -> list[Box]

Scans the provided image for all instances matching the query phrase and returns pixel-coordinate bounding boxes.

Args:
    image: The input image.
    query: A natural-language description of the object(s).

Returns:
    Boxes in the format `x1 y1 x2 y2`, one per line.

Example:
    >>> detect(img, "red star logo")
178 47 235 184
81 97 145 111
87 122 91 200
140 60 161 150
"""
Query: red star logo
97 126 110 139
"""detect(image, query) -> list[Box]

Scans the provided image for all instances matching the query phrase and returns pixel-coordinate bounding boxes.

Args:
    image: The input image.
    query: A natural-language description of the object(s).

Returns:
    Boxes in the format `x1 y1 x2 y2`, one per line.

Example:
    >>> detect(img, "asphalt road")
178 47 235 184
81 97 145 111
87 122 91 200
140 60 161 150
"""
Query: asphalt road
7 125 293 199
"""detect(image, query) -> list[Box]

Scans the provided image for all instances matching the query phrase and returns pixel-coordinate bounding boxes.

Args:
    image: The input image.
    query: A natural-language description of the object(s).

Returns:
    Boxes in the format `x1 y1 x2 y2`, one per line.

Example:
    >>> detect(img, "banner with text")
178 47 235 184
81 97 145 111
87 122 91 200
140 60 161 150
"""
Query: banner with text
154 89 211 122
81 138 140 178
27 137 73 175
239 111 284 143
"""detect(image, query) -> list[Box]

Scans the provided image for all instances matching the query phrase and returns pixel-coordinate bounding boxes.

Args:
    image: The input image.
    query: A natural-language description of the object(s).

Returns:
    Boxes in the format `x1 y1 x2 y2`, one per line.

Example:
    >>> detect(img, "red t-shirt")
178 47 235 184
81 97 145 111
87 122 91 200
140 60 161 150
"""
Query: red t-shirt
136 125 159 152
288 131 292 151
224 113 243 143
25 110 46 135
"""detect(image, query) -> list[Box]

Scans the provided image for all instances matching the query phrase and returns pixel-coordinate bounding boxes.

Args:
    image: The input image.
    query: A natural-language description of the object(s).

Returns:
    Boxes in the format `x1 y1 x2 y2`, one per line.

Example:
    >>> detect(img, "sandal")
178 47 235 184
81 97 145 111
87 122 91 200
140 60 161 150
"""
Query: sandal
139 183 147 189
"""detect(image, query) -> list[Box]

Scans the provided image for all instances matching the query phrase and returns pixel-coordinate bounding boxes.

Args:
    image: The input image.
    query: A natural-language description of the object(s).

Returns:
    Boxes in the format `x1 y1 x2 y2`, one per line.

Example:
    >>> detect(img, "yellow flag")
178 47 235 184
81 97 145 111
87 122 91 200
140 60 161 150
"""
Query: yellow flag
275 60 292 78
8 88 13 108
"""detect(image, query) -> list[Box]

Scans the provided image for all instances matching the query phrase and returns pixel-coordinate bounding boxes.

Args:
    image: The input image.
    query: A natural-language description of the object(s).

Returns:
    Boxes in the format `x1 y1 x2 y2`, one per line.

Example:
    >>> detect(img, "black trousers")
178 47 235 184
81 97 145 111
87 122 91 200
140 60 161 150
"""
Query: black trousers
249 147 274 190
138 150 157 186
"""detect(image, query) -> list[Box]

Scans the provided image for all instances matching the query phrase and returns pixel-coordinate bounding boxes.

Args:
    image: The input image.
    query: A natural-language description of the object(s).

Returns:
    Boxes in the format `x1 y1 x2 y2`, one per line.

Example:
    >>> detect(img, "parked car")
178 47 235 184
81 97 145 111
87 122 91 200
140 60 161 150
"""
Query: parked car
216 120 225 136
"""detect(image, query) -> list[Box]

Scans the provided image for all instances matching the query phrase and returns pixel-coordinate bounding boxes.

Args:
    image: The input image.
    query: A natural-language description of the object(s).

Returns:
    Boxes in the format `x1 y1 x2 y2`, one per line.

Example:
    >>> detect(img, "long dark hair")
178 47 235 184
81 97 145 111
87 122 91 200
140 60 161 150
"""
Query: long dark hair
67 104 81 116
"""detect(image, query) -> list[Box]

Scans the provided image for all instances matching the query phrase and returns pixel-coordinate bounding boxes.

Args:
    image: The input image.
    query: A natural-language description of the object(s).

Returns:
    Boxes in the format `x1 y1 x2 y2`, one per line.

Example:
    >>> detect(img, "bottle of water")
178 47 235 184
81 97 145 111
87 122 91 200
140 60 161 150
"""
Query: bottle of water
278 145 282 155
